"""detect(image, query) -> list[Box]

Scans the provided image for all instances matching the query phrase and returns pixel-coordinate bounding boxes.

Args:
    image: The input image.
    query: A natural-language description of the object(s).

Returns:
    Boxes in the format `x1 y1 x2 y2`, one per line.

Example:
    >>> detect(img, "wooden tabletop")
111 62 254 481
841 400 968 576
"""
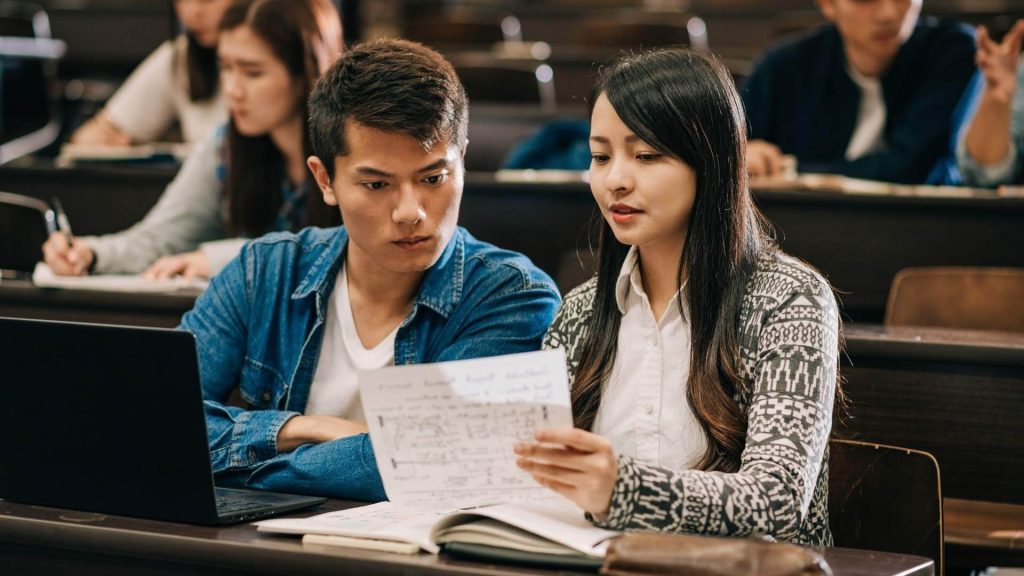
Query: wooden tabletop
0 498 934 576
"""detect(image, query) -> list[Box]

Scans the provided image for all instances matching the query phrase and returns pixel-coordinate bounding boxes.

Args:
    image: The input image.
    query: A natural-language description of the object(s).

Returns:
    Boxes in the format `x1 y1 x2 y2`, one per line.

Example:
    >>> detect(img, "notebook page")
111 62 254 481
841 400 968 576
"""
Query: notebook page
432 497 617 558
255 501 449 554
360 349 572 508
33 262 208 293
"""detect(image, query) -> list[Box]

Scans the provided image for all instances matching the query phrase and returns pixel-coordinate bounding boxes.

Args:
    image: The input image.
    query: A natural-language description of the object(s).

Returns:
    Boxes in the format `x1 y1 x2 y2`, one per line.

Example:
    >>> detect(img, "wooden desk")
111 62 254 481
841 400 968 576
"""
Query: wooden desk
841 326 1024 570
840 325 1024 505
0 499 934 576
4 166 1023 322
0 279 197 328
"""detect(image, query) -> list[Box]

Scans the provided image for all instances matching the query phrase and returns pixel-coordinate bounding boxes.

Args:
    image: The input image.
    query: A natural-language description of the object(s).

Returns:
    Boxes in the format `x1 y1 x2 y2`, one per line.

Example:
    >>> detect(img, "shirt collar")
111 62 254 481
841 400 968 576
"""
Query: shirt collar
291 226 465 320
614 245 688 321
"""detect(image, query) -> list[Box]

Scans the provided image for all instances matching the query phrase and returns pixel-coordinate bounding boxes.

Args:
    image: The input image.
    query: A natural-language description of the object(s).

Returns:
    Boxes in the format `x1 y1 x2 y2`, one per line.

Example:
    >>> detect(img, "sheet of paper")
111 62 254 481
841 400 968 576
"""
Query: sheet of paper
360 349 572 507
33 262 208 293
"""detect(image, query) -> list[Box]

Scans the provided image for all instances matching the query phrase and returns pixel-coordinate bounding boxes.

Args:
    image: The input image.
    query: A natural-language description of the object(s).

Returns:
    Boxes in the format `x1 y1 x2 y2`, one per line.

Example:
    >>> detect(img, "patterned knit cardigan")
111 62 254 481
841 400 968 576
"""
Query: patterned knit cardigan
542 250 840 546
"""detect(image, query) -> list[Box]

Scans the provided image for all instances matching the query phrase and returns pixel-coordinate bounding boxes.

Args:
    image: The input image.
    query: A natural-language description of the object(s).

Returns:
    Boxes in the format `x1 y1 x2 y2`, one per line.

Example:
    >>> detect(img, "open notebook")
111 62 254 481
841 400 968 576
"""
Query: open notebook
256 496 617 559
257 350 620 567
33 262 208 293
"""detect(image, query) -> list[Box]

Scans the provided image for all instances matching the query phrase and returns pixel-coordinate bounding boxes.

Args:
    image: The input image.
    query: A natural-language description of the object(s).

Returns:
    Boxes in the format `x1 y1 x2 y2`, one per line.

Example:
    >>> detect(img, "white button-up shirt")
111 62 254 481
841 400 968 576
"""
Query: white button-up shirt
592 247 707 471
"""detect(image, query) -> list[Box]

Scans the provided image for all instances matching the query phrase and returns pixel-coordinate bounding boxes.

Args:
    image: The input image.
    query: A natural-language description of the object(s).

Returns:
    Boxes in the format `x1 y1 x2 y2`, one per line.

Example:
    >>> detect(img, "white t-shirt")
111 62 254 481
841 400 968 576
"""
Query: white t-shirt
845 64 888 161
305 264 398 420
105 37 227 144
592 246 707 471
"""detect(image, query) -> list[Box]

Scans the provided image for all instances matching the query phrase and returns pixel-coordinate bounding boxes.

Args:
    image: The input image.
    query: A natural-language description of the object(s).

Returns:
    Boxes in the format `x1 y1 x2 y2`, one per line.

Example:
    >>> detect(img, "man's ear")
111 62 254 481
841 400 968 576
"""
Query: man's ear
307 156 338 206
817 0 836 21
460 141 468 159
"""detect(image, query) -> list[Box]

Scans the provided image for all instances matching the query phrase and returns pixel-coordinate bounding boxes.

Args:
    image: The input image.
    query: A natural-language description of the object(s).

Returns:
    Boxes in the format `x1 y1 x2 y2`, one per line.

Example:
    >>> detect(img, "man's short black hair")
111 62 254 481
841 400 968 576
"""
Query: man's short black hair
308 38 469 178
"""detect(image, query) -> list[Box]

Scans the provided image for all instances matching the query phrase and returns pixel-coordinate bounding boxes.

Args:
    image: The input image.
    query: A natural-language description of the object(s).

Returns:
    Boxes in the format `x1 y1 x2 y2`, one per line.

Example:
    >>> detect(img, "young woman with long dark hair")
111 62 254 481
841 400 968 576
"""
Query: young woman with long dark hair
71 0 230 146
44 0 343 279
515 47 843 546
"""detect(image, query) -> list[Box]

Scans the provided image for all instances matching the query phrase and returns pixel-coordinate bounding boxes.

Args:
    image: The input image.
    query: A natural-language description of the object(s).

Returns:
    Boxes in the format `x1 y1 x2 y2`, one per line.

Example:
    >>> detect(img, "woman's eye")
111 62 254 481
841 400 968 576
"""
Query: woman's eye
590 154 609 164
637 153 661 162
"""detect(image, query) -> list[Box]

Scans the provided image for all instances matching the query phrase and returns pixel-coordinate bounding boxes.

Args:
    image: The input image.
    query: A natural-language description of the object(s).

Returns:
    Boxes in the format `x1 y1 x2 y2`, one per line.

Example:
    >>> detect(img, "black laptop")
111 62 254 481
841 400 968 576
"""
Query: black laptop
0 316 326 524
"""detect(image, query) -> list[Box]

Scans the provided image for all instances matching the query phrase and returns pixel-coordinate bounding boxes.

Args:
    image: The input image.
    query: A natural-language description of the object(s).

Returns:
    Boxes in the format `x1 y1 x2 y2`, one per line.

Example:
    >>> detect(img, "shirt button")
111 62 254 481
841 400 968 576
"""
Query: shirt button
261 390 272 402
248 448 256 460
644 403 654 415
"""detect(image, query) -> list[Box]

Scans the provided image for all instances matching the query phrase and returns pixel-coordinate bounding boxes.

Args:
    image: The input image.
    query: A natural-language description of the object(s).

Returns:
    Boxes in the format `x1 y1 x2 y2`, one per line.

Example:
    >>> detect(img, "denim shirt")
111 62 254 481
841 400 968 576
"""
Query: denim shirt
179 226 561 502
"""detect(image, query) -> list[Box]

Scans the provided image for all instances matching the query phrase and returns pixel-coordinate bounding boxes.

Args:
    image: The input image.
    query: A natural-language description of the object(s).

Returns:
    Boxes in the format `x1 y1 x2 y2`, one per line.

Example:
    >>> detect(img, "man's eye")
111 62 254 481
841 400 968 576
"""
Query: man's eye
425 174 447 185
363 181 387 190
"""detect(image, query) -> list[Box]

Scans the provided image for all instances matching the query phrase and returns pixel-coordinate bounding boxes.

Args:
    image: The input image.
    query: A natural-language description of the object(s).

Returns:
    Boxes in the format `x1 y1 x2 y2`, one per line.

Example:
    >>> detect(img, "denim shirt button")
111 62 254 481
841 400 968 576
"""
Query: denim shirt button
261 390 271 402
248 448 256 460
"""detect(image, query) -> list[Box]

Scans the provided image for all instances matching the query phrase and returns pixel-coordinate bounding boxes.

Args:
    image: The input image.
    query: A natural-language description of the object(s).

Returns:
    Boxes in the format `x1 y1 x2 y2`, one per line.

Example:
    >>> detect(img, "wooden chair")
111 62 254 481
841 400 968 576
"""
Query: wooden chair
828 439 943 575
885 267 1024 334
0 1 64 163
574 12 709 52
0 191 54 274
452 59 556 112
402 11 522 48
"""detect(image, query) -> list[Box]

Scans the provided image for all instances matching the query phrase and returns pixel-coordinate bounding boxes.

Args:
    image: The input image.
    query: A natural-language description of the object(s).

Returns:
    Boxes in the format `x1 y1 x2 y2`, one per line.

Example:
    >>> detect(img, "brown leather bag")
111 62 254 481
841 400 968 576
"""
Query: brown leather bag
600 533 833 576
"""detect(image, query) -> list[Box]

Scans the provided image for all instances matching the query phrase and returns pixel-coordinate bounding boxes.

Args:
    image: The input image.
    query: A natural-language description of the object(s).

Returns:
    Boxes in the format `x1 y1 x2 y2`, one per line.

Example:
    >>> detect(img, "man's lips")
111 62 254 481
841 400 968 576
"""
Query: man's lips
393 236 430 248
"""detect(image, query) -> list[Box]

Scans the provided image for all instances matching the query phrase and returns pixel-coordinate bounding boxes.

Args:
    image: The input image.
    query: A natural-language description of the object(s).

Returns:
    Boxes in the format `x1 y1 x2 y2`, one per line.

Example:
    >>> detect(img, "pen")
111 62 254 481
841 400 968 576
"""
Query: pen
52 198 74 247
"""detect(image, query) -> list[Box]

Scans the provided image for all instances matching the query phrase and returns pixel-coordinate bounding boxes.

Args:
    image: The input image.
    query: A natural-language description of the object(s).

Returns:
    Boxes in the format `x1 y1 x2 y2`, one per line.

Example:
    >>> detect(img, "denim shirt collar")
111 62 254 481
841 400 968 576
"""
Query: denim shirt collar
288 227 465 320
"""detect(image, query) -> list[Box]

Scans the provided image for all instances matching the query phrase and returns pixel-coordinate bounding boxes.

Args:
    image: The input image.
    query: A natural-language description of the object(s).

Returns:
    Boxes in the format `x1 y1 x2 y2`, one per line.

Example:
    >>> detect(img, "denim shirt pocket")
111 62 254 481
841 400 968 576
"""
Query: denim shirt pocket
239 357 289 409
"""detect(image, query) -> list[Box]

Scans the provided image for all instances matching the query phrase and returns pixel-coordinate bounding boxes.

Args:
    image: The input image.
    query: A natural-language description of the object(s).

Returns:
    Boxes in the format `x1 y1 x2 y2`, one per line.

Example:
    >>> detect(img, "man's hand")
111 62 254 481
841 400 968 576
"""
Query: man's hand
976 21 1024 105
276 415 369 453
747 139 786 177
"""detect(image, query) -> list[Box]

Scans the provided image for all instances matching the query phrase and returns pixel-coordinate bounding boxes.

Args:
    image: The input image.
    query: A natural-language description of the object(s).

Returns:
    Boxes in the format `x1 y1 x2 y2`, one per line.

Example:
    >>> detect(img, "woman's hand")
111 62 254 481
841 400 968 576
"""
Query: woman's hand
515 427 618 516
143 250 212 280
69 110 133 146
41 232 95 276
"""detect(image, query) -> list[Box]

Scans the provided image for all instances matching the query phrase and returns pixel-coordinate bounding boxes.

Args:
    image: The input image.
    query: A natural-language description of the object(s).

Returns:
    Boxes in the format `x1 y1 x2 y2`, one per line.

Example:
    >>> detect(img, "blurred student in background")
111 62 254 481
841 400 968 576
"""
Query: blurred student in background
958 20 1024 187
742 0 976 184
44 0 343 279
71 0 231 146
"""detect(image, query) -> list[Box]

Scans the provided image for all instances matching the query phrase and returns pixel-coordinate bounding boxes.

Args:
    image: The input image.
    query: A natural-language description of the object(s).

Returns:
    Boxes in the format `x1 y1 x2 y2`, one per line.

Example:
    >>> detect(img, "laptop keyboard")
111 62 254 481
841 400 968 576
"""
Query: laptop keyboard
216 496 270 515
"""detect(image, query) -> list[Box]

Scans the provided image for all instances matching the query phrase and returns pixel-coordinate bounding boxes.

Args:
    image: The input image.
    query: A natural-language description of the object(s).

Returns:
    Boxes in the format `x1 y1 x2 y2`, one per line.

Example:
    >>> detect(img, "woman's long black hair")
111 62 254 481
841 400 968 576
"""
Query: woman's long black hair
220 0 343 236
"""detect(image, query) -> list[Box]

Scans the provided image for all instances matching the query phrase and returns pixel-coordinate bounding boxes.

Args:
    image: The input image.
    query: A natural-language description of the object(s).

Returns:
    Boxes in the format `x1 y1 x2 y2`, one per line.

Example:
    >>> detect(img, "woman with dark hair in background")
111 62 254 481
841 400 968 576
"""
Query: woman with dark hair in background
71 0 231 146
44 0 343 279
515 48 843 546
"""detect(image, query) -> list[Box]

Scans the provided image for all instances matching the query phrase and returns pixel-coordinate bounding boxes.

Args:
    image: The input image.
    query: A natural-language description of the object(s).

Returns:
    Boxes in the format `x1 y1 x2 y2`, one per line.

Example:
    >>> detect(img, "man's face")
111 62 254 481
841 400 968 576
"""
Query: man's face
310 120 464 279
819 0 922 75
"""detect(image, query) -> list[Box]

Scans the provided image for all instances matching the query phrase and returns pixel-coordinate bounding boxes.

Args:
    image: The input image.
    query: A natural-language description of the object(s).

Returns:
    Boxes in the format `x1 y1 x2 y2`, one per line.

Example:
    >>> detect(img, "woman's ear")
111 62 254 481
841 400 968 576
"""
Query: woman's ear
307 156 338 206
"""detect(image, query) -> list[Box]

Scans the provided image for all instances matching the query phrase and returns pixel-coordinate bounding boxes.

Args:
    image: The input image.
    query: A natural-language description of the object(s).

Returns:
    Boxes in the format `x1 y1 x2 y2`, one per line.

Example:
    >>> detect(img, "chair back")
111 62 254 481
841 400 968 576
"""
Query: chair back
829 439 943 575
885 267 1024 334
0 1 63 163
0 191 54 273
574 12 708 52
402 11 522 48
454 60 556 111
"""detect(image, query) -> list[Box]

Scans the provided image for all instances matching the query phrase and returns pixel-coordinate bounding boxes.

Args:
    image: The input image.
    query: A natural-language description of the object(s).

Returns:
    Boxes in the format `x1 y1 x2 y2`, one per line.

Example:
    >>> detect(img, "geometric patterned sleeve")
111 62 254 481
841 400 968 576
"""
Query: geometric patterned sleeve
592 256 839 546
541 278 598 381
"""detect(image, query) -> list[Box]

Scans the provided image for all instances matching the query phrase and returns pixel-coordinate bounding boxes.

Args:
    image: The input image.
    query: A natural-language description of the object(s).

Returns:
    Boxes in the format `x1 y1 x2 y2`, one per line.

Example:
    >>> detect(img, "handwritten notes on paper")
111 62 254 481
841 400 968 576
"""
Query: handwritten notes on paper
359 349 572 507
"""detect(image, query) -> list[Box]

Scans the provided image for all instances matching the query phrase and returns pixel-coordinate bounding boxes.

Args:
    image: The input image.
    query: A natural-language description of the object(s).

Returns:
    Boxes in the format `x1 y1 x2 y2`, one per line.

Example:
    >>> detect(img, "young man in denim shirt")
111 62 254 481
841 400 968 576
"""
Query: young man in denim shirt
179 40 561 501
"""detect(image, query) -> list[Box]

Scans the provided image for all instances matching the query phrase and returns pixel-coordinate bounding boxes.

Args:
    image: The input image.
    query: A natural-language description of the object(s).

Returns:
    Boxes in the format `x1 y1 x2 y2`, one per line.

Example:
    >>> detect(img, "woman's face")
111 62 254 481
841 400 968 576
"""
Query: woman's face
173 0 231 48
589 93 697 255
218 25 304 137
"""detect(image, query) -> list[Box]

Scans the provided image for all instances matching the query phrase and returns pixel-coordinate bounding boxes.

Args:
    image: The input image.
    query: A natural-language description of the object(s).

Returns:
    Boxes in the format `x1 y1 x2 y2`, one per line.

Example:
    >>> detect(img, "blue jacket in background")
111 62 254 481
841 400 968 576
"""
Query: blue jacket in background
179 226 561 502
741 18 976 184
